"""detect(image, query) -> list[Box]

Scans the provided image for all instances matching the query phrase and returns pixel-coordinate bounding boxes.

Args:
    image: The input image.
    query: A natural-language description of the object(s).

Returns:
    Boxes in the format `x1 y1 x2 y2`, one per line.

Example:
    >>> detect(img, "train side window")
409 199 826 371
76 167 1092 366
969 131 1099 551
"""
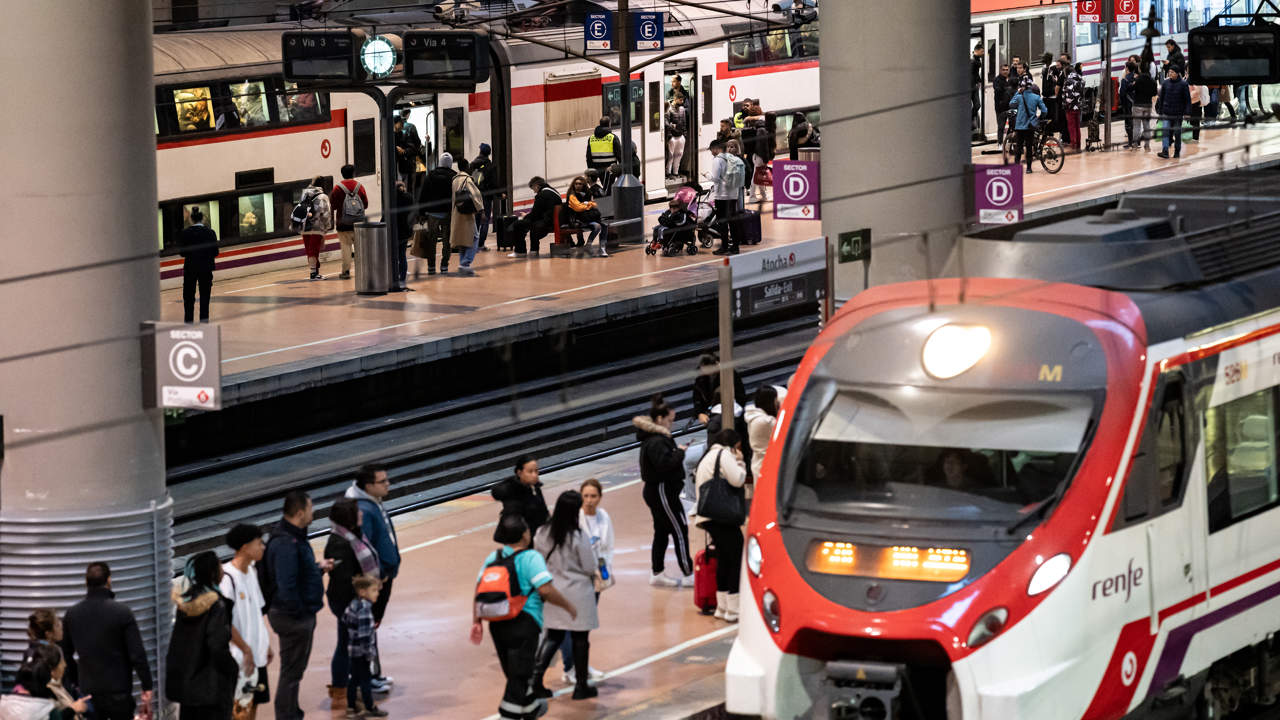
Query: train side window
1117 377 1188 528
352 118 376 177
602 82 643 127
1204 387 1280 533
701 75 713 126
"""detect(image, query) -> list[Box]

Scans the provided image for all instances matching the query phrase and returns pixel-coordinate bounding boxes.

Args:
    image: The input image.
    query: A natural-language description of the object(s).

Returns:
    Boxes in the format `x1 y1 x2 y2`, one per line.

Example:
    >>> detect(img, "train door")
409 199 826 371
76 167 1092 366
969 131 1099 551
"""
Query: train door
970 25 986 140
662 61 697 192
983 20 1005 140
396 95 436 199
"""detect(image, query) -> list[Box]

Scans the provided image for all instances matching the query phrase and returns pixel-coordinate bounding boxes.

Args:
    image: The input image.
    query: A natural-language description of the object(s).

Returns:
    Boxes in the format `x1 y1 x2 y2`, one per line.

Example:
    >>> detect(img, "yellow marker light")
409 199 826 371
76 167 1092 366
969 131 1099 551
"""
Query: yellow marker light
922 324 992 379
806 542 970 582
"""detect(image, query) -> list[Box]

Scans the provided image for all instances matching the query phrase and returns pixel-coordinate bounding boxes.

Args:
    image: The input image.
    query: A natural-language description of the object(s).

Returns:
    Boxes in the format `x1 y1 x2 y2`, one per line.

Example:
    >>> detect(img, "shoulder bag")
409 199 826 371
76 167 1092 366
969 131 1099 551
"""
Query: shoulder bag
696 449 746 527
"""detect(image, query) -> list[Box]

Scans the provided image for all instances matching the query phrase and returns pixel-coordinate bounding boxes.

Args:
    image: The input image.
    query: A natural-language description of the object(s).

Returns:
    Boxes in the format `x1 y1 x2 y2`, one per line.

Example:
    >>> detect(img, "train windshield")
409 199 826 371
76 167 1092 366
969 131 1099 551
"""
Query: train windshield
785 385 1096 526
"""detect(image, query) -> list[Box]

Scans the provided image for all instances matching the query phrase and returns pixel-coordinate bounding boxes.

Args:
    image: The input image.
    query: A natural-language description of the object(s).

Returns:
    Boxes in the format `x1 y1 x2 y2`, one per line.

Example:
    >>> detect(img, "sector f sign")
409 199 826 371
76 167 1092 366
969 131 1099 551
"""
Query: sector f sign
1116 0 1139 22
1077 0 1102 22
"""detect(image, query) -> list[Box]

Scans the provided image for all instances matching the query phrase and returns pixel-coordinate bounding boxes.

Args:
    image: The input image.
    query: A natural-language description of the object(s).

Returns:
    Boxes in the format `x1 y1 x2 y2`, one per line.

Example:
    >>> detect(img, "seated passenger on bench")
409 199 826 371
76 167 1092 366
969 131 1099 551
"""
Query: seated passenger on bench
509 176 562 258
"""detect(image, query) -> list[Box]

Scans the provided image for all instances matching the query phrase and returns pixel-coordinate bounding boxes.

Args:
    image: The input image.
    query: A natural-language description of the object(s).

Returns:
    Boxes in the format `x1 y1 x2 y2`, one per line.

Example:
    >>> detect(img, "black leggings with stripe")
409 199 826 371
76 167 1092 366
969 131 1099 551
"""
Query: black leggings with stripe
643 481 693 577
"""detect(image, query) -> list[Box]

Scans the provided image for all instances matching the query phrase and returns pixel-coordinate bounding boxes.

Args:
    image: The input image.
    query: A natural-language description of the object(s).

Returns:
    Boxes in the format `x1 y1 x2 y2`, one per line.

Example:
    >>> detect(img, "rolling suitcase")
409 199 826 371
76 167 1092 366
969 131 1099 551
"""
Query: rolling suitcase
694 546 718 615
497 214 519 251
739 208 762 246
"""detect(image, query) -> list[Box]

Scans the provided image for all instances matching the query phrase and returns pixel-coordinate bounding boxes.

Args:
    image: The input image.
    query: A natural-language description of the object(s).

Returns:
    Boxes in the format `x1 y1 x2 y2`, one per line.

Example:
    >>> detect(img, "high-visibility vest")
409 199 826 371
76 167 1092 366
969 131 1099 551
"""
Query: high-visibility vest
733 112 746 129
588 133 616 164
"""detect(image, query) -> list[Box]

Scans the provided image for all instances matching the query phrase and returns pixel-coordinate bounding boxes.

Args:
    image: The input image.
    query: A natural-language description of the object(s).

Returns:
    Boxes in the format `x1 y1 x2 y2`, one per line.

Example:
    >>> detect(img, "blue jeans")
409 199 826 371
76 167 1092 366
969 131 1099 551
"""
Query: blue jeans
1161 117 1184 155
458 234 478 268
475 196 498 248
331 619 349 687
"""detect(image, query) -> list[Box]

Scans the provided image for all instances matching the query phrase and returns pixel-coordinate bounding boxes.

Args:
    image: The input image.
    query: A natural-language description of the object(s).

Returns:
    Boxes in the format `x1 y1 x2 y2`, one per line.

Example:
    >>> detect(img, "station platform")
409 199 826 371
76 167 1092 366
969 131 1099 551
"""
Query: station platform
265 445 734 720
973 121 1280 217
160 209 818 407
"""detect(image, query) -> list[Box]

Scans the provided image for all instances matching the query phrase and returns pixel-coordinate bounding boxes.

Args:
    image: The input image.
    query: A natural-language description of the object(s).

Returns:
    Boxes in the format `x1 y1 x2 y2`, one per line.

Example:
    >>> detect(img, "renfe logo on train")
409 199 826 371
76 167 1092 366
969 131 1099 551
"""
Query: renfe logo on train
1092 559 1144 602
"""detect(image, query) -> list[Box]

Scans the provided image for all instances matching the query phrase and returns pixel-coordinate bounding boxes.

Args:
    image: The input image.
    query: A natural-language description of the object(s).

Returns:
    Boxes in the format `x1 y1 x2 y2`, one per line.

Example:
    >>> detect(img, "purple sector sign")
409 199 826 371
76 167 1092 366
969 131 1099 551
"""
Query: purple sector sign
773 160 820 221
973 164 1023 224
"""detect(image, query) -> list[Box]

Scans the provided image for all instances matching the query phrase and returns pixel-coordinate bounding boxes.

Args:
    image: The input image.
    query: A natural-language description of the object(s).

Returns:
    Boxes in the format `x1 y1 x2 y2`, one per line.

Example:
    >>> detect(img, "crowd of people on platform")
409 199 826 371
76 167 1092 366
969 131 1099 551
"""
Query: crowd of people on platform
981 38 1252 168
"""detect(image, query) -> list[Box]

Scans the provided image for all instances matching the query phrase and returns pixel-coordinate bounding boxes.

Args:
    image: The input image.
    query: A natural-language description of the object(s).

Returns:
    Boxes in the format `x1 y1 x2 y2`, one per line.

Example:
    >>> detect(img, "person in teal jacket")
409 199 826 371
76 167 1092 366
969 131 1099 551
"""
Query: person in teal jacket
1010 84 1049 173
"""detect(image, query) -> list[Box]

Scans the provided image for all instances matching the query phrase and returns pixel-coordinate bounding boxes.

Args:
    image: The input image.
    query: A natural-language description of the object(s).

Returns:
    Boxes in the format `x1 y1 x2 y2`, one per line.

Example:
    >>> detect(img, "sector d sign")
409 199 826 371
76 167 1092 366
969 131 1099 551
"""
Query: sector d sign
973 164 1023 225
774 160 820 221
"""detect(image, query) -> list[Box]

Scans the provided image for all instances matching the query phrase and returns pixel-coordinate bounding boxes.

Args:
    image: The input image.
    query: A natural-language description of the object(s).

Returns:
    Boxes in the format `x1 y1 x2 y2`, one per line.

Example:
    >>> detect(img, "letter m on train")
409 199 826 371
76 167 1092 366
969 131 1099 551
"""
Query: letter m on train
1039 364 1063 382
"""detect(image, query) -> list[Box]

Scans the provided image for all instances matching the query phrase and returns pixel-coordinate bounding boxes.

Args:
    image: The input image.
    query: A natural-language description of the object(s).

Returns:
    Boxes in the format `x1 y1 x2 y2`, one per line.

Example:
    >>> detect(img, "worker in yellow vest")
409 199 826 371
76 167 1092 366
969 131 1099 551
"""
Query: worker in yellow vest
586 116 623 175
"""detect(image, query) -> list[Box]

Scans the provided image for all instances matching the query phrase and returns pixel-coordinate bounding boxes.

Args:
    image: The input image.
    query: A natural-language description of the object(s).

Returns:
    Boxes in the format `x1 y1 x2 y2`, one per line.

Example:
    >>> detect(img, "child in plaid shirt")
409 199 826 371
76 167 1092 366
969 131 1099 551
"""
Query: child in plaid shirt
344 576 387 718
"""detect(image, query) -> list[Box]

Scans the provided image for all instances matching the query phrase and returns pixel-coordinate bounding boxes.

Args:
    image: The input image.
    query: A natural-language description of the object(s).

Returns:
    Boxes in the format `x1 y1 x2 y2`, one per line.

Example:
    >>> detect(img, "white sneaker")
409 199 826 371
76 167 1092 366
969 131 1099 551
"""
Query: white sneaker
508 252 526 258
677 573 695 589
562 667 604 685
649 572 679 587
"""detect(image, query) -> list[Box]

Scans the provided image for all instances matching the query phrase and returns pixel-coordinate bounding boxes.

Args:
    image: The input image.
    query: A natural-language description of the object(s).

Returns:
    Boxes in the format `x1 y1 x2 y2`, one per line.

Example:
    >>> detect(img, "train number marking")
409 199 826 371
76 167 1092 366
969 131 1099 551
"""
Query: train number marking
1120 651 1138 686
1038 364 1063 382
1092 558 1143 603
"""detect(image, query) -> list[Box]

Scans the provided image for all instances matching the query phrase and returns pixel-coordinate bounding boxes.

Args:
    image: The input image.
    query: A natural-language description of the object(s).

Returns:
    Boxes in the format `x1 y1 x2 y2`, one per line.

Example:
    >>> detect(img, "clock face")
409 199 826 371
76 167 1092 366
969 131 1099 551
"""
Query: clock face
362 36 397 77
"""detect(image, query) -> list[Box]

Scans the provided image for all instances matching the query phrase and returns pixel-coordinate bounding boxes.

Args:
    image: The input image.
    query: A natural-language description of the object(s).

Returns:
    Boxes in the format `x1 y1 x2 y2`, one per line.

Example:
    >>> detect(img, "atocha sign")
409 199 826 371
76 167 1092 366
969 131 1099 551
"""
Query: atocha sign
729 237 826 320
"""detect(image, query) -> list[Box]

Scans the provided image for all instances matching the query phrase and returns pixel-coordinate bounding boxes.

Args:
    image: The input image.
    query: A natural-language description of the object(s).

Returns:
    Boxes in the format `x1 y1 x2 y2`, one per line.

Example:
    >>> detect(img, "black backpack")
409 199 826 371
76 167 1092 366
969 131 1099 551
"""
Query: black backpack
257 535 278 613
290 195 315 233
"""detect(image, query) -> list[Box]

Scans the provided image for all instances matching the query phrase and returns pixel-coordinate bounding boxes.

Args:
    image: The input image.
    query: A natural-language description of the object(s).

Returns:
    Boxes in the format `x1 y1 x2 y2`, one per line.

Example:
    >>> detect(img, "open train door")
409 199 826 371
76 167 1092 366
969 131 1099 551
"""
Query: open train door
661 60 698 193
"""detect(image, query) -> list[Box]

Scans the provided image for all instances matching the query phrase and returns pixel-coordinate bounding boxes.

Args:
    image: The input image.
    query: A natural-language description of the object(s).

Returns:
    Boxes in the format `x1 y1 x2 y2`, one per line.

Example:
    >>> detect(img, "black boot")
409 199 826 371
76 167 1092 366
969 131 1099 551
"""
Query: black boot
571 634 597 700
531 634 559 699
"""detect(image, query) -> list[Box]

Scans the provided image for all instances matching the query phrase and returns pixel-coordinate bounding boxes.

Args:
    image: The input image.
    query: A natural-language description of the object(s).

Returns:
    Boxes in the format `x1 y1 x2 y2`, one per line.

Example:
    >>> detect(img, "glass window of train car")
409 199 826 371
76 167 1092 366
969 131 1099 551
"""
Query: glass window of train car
725 22 819 70
1204 386 1280 533
235 192 274 238
1116 376 1191 529
230 80 272 128
781 386 1097 527
277 81 327 125
602 83 643 127
173 86 216 133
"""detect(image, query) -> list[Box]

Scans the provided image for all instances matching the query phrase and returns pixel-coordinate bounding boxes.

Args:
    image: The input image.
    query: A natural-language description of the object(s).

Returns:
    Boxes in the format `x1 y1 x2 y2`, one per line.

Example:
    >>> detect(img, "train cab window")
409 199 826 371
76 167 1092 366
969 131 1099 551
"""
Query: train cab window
1117 378 1189 528
783 386 1094 528
1204 387 1280 533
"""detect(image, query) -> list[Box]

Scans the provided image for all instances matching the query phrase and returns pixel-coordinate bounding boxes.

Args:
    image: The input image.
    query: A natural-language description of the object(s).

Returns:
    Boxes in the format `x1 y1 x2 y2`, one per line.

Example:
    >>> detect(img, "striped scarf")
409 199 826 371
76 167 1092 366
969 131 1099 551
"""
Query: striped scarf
332 524 381 579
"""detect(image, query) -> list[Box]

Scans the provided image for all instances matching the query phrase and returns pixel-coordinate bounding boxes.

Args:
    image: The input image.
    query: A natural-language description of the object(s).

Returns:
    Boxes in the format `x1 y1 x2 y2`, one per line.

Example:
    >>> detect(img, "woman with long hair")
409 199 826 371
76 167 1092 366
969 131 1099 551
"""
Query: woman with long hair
566 175 608 256
166 551 238 720
633 394 693 586
531 491 600 700
323 498 382 707
744 385 781 480
692 429 748 622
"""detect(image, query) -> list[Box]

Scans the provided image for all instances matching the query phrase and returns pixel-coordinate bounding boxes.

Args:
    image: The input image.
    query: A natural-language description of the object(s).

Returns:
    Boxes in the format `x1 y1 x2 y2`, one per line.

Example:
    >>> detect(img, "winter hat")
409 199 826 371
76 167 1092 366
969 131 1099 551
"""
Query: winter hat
226 523 262 552
439 152 454 169
479 143 492 156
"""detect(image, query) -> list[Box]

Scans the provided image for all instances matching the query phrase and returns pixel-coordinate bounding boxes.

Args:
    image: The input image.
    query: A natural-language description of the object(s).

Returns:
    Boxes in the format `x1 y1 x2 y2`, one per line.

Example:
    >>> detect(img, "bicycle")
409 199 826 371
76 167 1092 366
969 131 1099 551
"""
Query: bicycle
1001 111 1065 174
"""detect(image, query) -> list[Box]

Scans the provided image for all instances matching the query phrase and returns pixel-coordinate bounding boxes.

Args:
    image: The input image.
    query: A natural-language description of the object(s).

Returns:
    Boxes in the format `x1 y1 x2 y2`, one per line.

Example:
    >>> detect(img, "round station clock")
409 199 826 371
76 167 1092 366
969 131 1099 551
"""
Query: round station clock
360 35 397 78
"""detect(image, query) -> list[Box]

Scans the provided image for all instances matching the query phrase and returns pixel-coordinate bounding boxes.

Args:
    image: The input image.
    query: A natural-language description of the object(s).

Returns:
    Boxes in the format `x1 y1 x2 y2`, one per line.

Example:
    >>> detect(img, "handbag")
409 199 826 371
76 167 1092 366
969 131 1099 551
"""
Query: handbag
696 450 747 526
753 165 773 187
409 228 430 259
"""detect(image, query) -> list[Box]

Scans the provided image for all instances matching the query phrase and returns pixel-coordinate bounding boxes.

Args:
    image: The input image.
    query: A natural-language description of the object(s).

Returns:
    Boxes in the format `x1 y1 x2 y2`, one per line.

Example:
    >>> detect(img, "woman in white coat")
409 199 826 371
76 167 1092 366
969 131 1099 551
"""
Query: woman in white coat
744 385 781 481
559 478 613 684
532 491 600 700
692 428 748 622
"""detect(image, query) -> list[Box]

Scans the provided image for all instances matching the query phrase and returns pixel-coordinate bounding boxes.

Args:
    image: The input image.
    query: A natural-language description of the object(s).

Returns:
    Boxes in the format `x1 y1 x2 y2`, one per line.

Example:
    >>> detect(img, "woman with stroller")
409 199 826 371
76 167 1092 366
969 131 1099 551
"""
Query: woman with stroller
566 175 608 257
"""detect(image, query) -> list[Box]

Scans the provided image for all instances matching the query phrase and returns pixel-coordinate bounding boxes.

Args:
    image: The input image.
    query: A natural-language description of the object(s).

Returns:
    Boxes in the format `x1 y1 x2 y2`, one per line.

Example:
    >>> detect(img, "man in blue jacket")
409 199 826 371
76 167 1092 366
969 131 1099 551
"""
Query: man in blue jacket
346 464 401 693
266 491 332 720
1010 83 1049 173
1157 67 1191 159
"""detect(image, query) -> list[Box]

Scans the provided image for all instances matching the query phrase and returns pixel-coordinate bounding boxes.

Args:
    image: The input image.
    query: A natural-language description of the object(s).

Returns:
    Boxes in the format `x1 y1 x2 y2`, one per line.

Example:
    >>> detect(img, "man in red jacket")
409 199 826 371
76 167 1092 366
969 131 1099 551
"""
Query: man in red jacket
329 164 369 280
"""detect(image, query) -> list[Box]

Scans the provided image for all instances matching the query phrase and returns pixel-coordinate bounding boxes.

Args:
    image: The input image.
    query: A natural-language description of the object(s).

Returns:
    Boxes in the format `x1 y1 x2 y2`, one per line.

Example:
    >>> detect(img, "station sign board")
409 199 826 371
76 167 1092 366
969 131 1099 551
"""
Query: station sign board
283 30 362 81
586 11 614 51
404 31 491 90
773 160 821 220
142 323 221 410
632 12 664 51
730 237 826 320
837 229 871 264
1076 0 1102 23
1116 0 1140 23
972 164 1023 224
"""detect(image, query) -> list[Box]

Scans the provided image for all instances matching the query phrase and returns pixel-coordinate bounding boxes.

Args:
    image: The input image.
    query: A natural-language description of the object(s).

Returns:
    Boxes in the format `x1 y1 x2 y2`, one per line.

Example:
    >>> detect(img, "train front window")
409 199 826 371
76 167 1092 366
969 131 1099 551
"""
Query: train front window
785 386 1094 525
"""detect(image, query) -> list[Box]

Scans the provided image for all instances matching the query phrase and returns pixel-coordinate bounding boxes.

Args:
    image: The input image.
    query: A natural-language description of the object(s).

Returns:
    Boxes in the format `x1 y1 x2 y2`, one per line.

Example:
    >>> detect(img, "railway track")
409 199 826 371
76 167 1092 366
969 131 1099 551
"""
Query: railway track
170 314 817 559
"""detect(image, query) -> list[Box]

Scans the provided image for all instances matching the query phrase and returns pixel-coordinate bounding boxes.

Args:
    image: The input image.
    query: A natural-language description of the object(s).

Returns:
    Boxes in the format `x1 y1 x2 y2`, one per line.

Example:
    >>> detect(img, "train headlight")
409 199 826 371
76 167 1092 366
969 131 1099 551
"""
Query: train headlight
922 324 991 379
966 606 1008 649
762 589 782 633
747 535 763 577
1027 553 1072 596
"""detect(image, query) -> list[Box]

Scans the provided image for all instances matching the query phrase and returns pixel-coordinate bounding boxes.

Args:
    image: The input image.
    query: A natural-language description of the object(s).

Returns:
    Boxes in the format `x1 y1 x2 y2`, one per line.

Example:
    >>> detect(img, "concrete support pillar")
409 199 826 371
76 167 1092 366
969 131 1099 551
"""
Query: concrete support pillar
0 0 172 697
822 0 972 302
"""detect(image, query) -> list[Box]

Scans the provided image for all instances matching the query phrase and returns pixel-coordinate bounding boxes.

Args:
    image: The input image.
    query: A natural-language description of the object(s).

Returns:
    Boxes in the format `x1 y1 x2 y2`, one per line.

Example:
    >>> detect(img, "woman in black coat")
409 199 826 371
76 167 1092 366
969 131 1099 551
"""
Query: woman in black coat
633 395 693 585
323 498 381 697
490 455 550 533
166 551 237 720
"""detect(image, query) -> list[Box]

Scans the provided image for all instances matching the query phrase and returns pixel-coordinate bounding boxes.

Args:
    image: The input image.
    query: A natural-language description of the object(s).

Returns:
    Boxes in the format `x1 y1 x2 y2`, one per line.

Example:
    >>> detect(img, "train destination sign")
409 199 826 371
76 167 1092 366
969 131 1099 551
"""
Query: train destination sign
404 31 491 90
730 237 826 320
283 30 361 81
141 322 222 411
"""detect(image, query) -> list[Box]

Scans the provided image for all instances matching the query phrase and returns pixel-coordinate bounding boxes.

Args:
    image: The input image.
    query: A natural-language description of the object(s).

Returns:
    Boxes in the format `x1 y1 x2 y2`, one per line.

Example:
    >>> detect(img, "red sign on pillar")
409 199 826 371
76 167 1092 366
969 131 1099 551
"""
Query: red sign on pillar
1077 0 1102 22
1116 0 1139 22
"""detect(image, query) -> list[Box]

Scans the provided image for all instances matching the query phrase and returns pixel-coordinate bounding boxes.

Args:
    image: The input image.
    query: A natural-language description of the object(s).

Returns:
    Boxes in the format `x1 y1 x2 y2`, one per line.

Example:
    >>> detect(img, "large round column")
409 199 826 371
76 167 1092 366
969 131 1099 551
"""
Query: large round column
821 1 972 302
0 0 172 696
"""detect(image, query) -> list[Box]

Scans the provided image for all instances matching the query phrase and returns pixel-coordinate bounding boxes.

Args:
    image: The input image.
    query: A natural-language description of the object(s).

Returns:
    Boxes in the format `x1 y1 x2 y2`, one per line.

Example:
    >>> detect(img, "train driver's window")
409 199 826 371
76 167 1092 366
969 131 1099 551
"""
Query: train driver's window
1155 385 1187 507
1117 378 1187 527
1204 387 1280 533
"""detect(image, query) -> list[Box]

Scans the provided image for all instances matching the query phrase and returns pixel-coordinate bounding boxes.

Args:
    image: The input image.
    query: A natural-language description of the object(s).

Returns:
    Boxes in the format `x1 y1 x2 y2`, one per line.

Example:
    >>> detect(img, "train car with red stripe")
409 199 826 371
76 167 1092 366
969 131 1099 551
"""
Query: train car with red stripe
726 200 1280 719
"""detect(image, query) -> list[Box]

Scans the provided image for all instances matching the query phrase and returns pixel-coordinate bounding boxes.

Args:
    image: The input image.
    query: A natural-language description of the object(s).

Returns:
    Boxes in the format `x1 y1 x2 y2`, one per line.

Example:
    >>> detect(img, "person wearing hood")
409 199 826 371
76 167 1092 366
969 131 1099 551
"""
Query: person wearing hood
299 177 332 281
166 551 238 720
634 395 693 587
418 153 458 274
470 143 498 251
1010 82 1048 173
586 117 622 175
323 498 382 702
345 465 400 693
491 455 550 533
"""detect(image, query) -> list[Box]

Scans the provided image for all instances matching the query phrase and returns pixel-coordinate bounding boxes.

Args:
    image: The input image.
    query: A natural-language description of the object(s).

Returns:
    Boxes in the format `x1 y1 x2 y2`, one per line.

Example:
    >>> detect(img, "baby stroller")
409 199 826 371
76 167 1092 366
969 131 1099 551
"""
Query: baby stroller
649 190 702 256
679 183 719 248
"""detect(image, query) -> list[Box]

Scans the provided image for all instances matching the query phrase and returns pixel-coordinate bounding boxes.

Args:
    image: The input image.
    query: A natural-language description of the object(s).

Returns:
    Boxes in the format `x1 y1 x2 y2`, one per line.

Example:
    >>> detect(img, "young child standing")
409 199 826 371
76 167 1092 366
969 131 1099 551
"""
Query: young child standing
344 576 388 718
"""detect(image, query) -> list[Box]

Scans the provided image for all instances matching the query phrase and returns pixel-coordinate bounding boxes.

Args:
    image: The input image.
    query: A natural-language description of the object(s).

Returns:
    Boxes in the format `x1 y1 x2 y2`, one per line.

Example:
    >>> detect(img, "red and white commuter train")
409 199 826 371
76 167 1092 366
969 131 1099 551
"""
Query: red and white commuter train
727 201 1280 719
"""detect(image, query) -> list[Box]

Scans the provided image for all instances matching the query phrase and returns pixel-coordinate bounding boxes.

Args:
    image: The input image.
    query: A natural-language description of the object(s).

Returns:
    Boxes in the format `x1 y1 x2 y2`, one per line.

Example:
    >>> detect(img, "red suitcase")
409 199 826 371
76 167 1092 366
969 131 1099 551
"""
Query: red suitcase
694 547 718 615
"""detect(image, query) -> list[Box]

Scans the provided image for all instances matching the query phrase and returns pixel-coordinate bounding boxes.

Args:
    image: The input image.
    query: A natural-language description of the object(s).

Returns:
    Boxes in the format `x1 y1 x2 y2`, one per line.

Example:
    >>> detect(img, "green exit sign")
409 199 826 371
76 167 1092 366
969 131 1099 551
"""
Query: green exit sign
838 229 871 264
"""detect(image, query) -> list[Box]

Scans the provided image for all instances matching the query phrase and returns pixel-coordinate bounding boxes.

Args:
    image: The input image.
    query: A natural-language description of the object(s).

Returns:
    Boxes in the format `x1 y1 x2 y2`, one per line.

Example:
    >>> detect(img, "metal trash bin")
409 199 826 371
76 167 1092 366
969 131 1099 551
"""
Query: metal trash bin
798 147 821 163
354 221 391 295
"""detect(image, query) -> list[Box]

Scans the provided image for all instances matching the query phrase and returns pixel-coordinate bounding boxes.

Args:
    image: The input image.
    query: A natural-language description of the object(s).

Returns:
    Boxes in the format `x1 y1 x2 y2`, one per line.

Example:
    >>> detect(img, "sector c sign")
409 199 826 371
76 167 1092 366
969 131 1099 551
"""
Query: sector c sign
142 322 222 410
